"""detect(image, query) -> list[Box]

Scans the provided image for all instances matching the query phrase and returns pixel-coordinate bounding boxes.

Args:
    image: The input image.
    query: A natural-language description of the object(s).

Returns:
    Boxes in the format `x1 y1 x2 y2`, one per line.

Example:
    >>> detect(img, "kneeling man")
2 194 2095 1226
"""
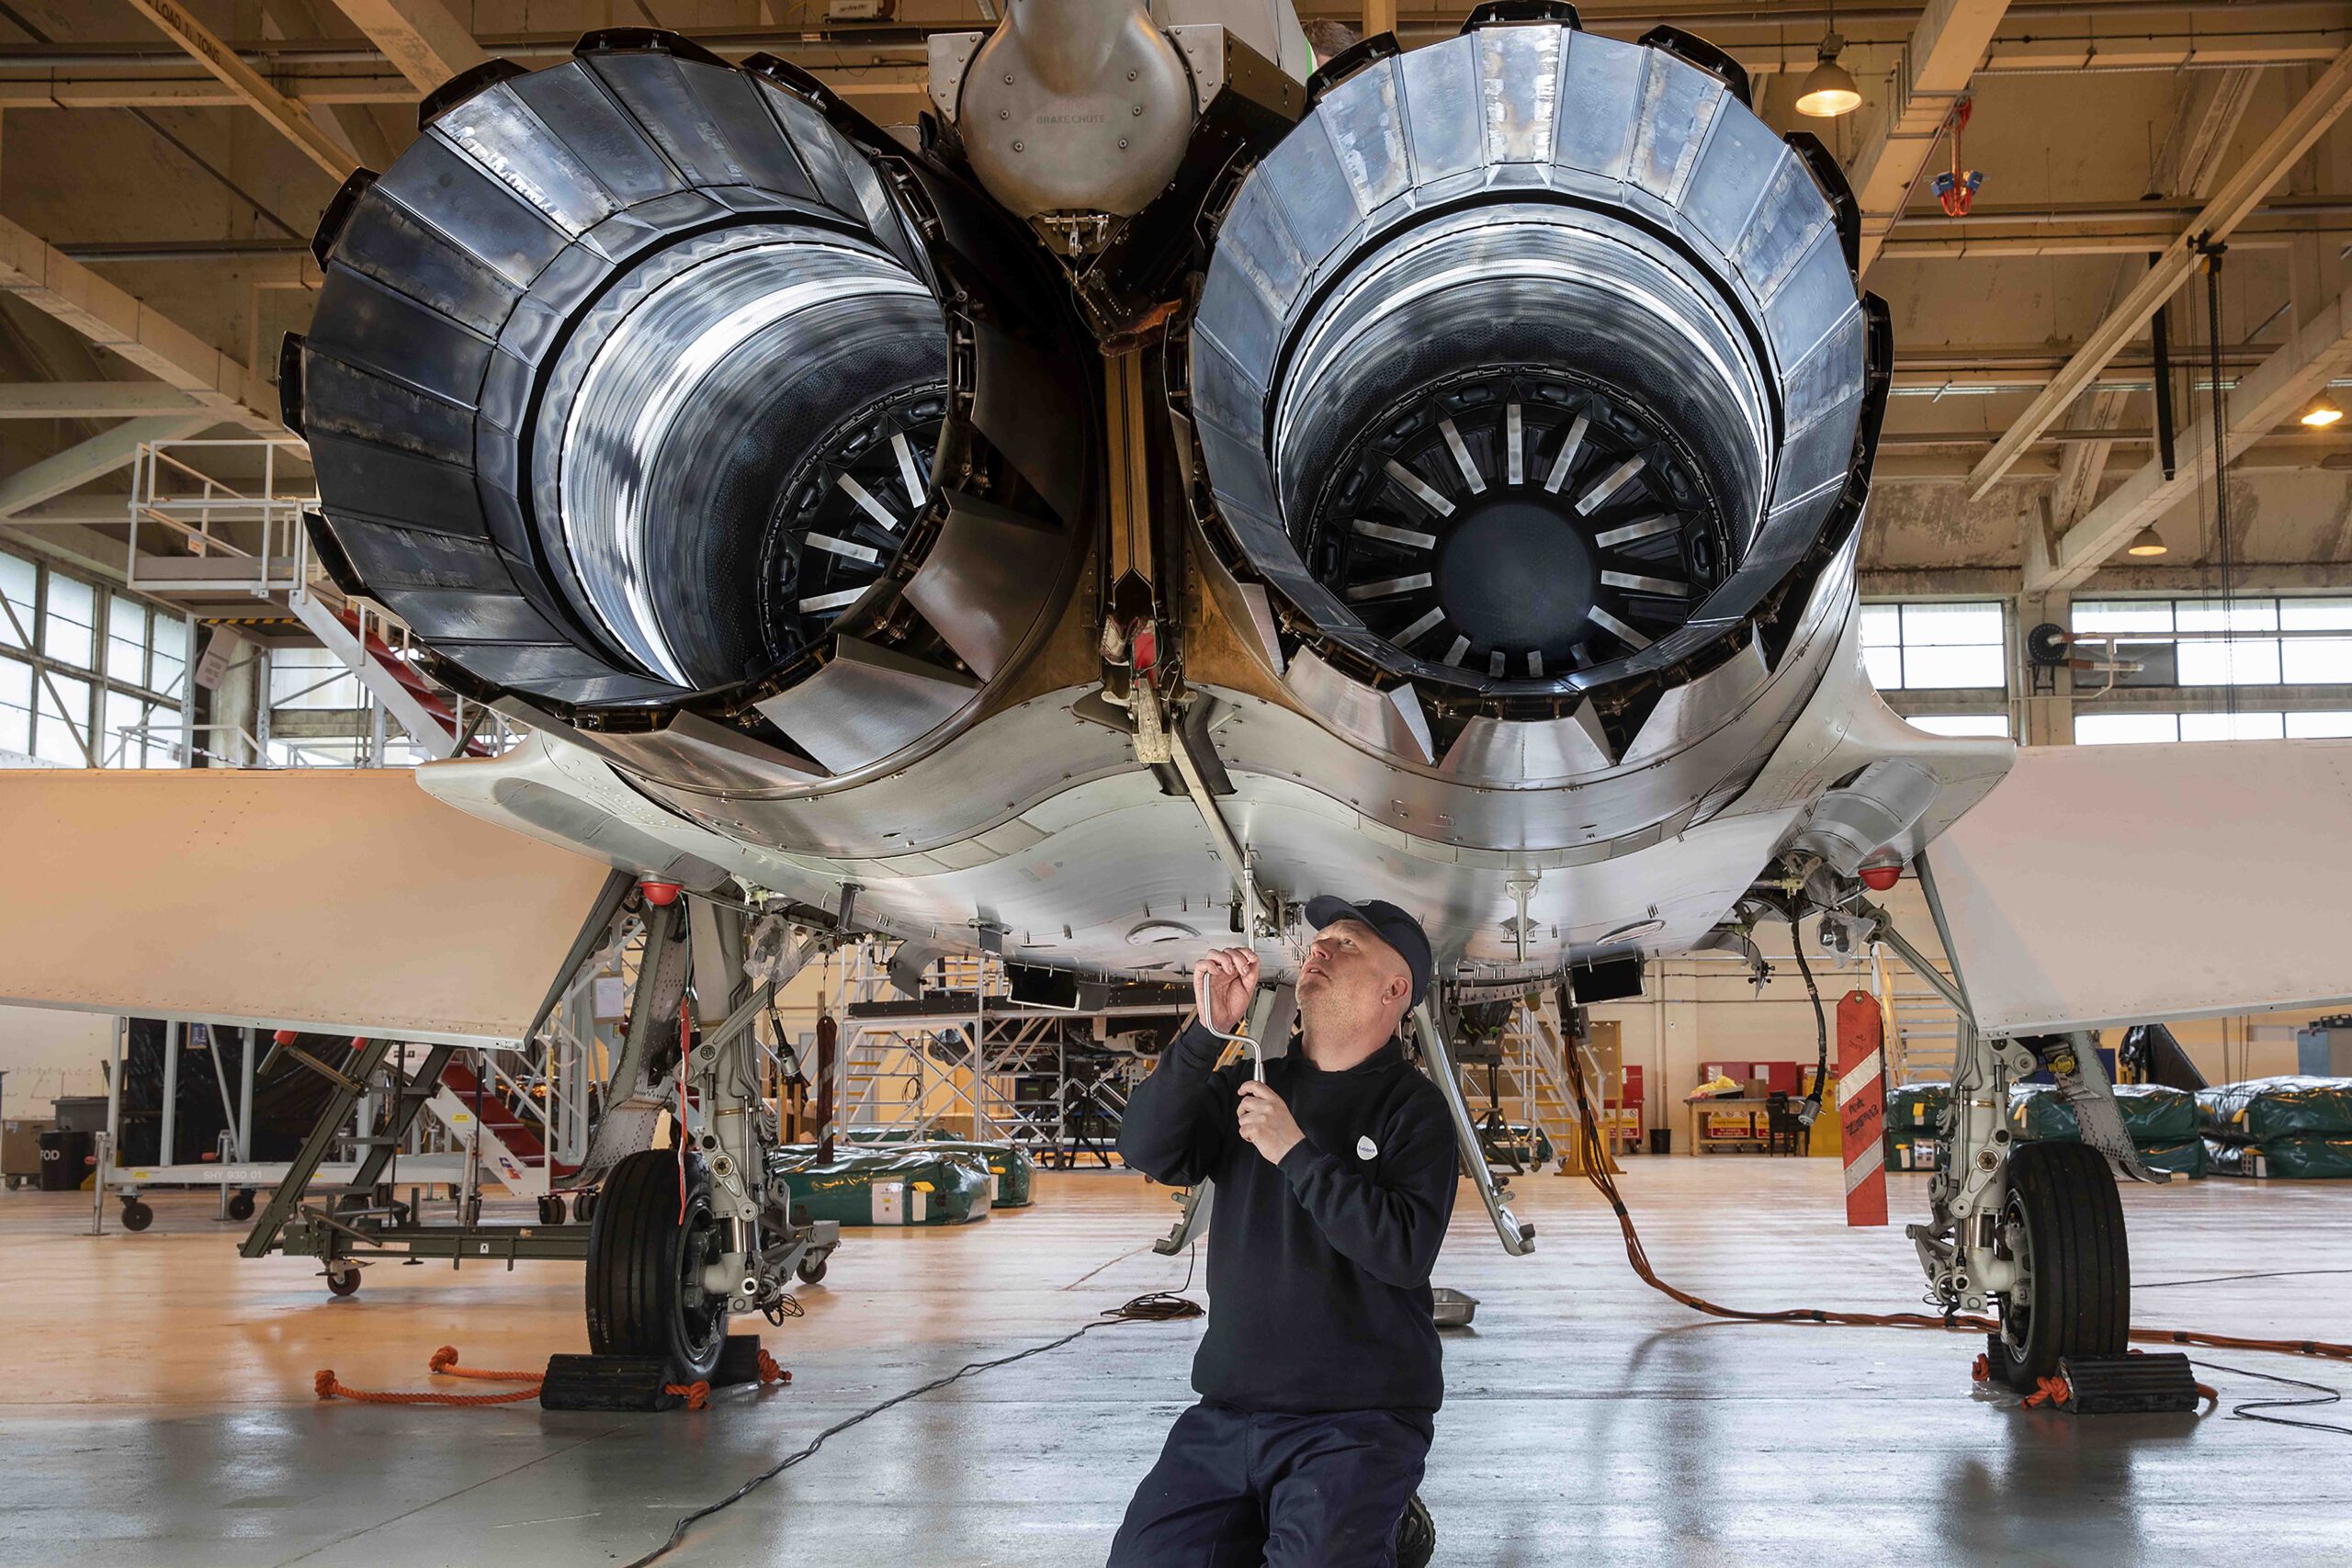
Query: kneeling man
1110 897 1456 1567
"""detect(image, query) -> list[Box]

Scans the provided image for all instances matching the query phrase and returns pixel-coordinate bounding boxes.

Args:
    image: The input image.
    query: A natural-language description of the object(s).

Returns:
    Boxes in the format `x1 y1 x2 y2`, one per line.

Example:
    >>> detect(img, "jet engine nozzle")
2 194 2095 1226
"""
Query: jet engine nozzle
1188 19 1885 791
291 32 1093 788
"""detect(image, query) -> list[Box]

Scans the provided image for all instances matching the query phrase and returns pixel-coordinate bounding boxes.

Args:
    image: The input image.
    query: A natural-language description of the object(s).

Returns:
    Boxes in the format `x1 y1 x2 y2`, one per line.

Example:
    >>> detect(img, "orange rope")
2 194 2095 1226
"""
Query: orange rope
317 1344 545 1405
428 1345 542 1382
2023 1374 2073 1409
314 1343 789 1408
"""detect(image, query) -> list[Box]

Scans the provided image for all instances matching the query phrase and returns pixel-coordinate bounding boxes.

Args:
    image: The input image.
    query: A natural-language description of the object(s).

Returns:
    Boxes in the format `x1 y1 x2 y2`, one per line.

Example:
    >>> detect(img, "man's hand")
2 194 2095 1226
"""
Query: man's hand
1237 1079 1305 1166
1193 947 1260 1034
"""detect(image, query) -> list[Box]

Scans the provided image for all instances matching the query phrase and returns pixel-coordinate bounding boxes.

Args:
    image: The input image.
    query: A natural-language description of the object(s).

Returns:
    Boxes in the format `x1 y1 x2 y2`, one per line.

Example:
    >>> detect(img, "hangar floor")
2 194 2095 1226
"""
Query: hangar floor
1 1160 2347 1566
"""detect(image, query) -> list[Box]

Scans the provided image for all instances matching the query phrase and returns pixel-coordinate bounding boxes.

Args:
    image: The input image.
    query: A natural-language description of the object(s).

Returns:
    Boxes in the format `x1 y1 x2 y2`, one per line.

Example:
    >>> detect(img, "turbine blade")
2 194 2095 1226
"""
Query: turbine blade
889 432 928 507
1543 414 1589 494
1346 572 1434 602
1601 570 1690 598
1593 513 1679 548
806 532 881 564
1577 456 1645 515
837 473 901 532
1440 417 1486 494
1384 458 1456 517
1396 605 1446 646
1589 604 1651 650
1353 518 1438 550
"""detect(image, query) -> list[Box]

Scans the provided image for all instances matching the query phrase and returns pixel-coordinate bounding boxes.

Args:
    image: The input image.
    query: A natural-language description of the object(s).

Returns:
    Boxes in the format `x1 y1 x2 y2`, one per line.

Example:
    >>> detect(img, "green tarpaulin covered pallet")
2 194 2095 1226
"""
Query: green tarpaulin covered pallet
1883 1134 1943 1172
2198 1077 2352 1143
768 1145 993 1225
2205 1135 2352 1179
2132 1137 2207 1179
901 1142 1035 1207
832 1132 1037 1205
1885 1083 1950 1135
2010 1083 2199 1144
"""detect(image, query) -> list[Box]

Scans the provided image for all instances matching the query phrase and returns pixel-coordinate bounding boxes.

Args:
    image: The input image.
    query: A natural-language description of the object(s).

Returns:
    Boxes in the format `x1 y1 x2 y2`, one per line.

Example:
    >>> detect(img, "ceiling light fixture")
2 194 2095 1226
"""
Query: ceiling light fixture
2126 525 2169 558
1796 38 1861 118
1796 2 1861 120
2300 396 2344 428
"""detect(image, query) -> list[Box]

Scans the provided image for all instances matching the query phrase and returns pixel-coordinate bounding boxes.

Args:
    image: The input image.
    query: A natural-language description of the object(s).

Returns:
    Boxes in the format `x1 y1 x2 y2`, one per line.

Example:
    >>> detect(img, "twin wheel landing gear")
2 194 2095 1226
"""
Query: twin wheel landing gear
1984 1141 2130 1393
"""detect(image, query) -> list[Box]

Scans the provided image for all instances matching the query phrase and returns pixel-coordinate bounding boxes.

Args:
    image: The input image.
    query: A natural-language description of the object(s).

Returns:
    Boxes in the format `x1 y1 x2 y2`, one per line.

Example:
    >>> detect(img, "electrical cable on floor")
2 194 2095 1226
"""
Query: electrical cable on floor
2191 1359 2352 1437
1556 1035 2352 1365
2137 1268 2352 1291
619 1251 1203 1568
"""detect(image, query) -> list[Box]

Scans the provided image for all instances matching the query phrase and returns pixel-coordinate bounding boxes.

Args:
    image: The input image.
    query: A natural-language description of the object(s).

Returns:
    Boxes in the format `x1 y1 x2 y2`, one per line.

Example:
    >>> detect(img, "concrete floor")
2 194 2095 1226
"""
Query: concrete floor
2 1159 2349 1566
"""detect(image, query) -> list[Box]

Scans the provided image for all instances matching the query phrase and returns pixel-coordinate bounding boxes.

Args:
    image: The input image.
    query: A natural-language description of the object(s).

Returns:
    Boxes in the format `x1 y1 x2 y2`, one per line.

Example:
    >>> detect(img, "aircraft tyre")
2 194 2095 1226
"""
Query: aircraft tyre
1986 1140 2128 1393
586 1148 729 1381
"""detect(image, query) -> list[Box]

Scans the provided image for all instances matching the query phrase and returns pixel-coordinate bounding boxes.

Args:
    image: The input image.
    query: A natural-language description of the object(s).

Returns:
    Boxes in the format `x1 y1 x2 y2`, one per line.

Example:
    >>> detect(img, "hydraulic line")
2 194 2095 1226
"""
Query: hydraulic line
1784 904 1831 1126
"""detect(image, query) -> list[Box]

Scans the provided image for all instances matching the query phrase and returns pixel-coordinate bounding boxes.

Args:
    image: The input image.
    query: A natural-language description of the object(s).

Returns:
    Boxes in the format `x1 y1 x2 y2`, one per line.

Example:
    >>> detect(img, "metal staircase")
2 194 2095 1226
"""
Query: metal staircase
427 1059 562 1198
122 435 490 765
1874 948 1963 1085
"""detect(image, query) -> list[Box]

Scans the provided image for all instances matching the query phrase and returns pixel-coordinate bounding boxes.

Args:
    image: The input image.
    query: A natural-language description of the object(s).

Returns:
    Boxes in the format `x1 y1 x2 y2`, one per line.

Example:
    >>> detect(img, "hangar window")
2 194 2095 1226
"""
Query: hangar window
0 655 29 755
268 646 365 712
1903 712 2011 738
41 573 95 669
1861 601 2007 689
0 551 31 650
2073 597 2352 687
0 549 190 768
2075 709 2352 744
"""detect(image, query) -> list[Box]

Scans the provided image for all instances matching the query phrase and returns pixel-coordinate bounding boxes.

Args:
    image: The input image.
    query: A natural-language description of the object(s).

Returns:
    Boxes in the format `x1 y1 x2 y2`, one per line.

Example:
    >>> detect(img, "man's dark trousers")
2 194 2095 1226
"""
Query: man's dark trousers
1105 1400 1430 1567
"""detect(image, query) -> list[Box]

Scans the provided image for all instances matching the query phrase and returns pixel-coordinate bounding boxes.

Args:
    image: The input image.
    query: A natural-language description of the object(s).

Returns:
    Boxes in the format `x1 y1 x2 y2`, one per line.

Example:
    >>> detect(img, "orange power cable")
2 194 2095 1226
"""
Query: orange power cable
1560 1040 2352 1364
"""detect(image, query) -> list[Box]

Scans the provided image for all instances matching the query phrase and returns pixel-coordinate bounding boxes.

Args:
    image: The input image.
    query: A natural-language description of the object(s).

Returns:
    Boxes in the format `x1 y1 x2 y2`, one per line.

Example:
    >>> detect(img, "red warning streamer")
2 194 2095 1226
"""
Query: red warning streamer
1836 990 1889 1227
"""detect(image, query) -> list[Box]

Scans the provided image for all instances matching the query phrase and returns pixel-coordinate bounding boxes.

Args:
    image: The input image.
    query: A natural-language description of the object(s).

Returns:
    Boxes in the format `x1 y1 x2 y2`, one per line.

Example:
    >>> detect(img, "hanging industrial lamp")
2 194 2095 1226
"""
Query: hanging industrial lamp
2300 395 2344 428
1796 17 1861 119
2126 525 2169 558
1796 42 1860 118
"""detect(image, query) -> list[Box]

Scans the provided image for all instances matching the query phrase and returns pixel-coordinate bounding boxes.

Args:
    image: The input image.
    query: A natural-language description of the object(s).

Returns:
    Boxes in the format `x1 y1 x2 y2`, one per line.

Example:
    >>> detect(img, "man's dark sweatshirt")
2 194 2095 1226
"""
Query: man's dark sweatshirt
1118 1021 1459 1419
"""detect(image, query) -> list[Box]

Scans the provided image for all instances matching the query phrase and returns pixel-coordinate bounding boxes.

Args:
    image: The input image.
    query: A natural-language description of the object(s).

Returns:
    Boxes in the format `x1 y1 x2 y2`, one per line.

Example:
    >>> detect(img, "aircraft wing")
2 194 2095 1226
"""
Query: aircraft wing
0 767 615 1045
1924 739 2352 1037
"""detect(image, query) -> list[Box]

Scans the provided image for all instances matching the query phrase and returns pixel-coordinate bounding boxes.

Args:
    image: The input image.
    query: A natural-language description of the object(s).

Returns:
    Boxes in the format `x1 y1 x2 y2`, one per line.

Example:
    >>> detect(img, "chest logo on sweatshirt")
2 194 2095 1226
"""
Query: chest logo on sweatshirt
1355 1135 1379 1160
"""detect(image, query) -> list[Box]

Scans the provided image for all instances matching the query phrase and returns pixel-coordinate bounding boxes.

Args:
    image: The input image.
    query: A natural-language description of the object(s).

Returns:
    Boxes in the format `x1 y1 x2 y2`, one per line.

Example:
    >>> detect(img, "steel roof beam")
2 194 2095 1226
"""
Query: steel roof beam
1844 0 2019 276
328 0 489 94
0 383 205 418
121 0 359 180
2050 68 2260 533
0 215 282 433
0 415 217 518
2025 278 2352 591
1969 41 2352 498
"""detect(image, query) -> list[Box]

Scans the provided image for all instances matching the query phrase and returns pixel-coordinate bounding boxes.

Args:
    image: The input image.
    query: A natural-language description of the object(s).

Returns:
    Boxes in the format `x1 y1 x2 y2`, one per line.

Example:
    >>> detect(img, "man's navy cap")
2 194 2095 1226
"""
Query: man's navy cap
1303 895 1434 1006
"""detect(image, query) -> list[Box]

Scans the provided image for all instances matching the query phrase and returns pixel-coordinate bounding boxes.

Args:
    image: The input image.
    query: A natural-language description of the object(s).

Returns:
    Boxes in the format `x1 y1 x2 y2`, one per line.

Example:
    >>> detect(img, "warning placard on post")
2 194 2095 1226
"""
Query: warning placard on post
1836 990 1888 1227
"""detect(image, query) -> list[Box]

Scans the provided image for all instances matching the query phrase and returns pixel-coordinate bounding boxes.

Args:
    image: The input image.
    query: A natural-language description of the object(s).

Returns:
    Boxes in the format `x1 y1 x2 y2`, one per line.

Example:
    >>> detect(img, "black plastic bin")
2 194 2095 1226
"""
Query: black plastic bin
1649 1127 1672 1156
37 1130 92 1191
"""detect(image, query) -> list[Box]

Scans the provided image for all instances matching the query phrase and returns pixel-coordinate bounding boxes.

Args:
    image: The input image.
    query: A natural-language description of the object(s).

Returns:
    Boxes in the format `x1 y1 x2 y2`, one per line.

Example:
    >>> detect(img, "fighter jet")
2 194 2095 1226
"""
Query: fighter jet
8 0 2348 1395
